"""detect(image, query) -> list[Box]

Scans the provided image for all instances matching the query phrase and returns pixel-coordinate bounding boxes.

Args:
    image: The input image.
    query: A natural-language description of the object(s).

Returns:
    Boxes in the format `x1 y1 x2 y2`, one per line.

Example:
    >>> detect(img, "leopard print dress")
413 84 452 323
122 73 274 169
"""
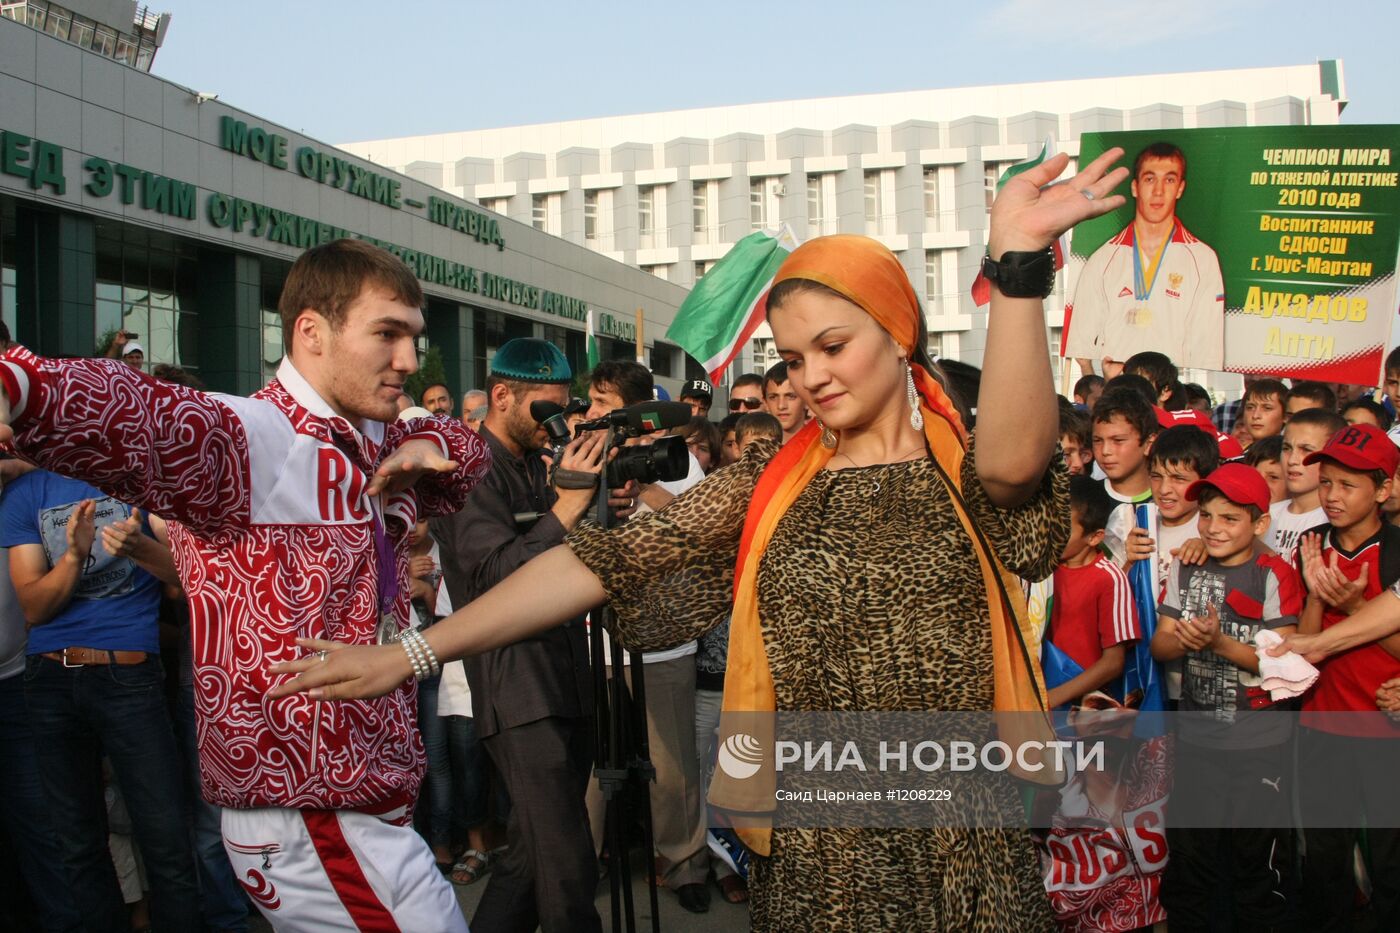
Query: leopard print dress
569 435 1068 932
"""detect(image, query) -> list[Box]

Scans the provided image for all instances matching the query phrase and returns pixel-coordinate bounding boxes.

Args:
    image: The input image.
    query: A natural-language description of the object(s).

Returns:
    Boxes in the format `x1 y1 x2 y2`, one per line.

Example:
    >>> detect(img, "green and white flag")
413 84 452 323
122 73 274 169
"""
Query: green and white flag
666 226 800 382
970 136 1067 307
585 307 600 370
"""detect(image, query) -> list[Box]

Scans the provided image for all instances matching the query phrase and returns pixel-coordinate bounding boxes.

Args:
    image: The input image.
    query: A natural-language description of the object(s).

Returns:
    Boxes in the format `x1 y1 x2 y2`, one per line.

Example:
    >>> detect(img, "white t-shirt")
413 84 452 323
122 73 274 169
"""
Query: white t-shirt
1065 222 1225 371
1155 519 1198 589
1266 500 1326 567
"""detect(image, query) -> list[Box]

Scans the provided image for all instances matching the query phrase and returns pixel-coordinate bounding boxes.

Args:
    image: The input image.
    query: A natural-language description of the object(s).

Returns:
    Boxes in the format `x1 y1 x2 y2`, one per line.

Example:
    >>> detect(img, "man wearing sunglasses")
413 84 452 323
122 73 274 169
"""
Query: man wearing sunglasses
726 373 765 414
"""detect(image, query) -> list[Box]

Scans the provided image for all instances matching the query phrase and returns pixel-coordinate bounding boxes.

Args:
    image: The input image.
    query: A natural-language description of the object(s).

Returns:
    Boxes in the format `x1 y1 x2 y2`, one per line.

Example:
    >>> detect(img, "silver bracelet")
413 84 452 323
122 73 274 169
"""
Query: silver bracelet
398 626 441 681
399 638 426 681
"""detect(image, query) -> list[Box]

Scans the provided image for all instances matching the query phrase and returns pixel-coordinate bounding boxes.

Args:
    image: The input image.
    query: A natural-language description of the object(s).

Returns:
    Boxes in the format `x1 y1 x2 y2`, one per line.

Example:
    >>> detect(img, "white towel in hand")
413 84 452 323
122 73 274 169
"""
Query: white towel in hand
1254 629 1319 700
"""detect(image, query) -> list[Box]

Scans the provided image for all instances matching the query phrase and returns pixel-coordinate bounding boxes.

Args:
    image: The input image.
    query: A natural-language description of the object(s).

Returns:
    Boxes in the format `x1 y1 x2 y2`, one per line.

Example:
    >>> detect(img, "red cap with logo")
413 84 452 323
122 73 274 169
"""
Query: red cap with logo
1154 407 1245 461
1185 463 1272 515
1303 422 1400 476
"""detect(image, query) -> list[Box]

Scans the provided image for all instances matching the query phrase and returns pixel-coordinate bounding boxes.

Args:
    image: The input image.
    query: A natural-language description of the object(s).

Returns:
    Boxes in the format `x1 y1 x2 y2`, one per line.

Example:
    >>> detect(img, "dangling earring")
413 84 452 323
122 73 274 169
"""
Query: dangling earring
906 361 924 431
819 420 837 449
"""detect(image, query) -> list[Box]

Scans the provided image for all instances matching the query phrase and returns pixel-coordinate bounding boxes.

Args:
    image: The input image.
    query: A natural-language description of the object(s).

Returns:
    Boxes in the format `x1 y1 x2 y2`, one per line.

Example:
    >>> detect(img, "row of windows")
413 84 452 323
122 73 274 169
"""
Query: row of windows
1 1 158 71
518 164 964 250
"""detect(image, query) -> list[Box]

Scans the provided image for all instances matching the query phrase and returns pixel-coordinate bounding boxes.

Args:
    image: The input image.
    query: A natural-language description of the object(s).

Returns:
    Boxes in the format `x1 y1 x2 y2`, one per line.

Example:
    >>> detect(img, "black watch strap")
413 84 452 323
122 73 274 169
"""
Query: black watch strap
981 247 1056 299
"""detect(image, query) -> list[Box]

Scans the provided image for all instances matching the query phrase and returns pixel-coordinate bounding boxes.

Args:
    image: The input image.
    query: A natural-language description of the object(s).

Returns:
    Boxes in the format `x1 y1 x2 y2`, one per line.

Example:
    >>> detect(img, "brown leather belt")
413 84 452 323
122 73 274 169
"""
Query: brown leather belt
41 648 148 667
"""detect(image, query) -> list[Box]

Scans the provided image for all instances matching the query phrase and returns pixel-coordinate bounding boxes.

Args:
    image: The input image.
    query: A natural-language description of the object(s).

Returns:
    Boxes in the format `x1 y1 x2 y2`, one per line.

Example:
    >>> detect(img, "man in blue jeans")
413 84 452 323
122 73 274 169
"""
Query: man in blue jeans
2 467 198 931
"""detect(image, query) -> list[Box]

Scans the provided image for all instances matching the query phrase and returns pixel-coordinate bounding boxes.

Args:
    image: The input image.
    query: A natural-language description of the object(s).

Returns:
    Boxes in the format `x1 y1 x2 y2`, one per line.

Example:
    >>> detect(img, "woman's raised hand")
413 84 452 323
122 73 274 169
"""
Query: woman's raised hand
267 638 415 701
989 148 1129 257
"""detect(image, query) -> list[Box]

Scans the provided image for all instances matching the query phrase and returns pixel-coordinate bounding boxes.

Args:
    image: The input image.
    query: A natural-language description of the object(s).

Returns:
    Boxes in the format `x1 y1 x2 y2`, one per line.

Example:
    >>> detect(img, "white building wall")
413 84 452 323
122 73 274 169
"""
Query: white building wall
337 64 1347 380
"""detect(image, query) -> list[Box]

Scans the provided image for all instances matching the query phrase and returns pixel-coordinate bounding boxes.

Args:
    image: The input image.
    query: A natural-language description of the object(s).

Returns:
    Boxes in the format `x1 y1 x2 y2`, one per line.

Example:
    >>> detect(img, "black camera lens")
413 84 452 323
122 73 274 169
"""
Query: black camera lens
606 435 689 486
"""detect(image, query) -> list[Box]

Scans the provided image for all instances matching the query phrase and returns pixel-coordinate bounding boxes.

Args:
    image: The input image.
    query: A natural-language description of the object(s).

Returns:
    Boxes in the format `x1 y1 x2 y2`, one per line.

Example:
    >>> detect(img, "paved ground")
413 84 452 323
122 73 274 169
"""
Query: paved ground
452 853 751 932
246 852 751 931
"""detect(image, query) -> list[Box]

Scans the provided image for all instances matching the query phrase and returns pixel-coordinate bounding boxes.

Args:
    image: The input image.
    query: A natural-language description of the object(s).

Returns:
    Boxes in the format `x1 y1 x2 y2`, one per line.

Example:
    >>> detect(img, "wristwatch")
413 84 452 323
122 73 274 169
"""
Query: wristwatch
980 247 1056 299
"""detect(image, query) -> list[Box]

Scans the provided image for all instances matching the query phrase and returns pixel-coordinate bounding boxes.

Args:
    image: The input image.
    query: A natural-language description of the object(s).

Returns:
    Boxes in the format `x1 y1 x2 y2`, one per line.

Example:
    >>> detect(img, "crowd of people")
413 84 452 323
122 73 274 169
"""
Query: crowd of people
1 145 1398 933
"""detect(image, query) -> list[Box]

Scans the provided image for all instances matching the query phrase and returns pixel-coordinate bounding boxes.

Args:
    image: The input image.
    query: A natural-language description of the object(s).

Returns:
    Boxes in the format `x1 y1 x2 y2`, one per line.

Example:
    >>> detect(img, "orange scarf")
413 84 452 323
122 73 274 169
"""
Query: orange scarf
711 235 1059 854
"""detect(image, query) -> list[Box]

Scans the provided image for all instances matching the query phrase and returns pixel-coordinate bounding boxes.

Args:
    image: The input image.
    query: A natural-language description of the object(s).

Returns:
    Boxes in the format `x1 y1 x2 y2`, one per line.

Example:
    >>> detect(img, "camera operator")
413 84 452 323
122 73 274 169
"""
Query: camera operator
430 339 609 933
586 362 705 515
584 360 713 912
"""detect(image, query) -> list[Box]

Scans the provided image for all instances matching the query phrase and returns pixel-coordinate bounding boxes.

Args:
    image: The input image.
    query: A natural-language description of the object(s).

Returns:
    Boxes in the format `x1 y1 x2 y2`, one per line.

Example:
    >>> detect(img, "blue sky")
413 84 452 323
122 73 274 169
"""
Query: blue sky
153 0 1398 145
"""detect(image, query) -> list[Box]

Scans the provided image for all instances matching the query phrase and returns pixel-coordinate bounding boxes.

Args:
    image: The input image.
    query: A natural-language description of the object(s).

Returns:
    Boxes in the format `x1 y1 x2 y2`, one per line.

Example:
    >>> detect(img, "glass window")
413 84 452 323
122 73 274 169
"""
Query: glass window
68 14 93 47
925 251 940 305
984 163 1001 211
92 25 116 57
531 194 546 230
692 181 710 244
649 343 674 378
114 34 137 65
864 170 885 234
806 174 824 238
927 332 943 360
583 190 597 240
750 179 767 230
43 3 70 39
637 186 653 237
473 309 532 385
25 1 47 29
923 167 939 217
135 40 154 71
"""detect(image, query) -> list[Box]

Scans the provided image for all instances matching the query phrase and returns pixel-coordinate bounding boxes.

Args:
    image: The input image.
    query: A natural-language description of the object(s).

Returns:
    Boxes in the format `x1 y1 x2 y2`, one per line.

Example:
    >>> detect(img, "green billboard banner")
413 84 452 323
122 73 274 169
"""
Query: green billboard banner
1066 125 1400 384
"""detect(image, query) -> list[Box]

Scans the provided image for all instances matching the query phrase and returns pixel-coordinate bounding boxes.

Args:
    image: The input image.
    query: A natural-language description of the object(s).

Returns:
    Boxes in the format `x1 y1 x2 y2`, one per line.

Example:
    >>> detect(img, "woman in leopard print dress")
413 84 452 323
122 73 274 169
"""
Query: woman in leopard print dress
275 146 1133 931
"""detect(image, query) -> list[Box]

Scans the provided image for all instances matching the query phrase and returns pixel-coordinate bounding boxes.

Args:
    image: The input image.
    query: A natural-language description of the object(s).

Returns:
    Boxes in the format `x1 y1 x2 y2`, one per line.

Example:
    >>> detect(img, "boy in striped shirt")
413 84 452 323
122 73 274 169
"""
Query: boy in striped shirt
1043 475 1141 709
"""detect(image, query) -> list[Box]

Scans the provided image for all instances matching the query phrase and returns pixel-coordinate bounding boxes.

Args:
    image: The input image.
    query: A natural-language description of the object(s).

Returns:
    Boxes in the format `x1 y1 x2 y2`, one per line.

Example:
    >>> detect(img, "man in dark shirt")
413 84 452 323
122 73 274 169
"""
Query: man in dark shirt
433 339 611 933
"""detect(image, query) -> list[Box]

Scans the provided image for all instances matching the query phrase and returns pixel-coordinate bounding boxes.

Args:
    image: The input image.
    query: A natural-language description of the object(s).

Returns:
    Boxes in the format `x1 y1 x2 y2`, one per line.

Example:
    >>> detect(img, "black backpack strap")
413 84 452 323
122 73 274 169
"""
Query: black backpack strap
1380 523 1400 591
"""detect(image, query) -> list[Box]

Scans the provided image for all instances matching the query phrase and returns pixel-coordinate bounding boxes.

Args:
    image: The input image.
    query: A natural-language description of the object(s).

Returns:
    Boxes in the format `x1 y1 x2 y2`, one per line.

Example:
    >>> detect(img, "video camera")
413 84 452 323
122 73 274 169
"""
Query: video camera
530 399 692 487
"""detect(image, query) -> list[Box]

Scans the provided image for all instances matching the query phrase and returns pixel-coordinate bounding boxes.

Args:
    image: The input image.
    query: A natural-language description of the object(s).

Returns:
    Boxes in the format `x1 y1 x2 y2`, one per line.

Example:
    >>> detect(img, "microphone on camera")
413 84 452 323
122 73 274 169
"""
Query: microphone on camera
616 400 694 434
529 401 574 447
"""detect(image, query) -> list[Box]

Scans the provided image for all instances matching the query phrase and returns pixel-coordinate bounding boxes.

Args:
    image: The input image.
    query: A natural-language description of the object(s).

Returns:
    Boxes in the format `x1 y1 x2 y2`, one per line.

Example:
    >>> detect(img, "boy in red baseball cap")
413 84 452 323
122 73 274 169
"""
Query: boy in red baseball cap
1293 421 1400 930
1150 463 1303 931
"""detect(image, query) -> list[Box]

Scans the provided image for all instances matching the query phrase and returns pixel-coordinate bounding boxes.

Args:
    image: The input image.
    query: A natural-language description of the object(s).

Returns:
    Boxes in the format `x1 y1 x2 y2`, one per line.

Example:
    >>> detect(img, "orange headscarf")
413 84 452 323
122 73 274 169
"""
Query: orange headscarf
710 235 1059 854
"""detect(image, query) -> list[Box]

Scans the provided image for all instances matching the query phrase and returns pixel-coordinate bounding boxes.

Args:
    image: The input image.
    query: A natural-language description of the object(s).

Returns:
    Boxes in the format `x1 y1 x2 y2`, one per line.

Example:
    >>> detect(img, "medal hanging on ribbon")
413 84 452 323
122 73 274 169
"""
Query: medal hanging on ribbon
372 509 401 645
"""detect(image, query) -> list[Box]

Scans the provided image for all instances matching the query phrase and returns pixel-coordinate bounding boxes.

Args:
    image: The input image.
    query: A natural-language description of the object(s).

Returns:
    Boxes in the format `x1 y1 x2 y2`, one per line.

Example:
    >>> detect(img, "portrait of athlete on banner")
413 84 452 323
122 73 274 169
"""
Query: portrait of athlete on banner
1067 142 1225 375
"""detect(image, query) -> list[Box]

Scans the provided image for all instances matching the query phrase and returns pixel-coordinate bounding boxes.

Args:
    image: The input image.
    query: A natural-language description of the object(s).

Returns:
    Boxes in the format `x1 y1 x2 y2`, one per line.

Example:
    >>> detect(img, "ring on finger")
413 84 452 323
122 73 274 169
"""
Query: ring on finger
1081 189 1096 201
318 649 329 662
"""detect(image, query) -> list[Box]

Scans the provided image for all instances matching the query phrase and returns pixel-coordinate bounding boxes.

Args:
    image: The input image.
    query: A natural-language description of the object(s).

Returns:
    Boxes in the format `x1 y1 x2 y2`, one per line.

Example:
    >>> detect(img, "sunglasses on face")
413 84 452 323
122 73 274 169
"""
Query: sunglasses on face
729 397 764 411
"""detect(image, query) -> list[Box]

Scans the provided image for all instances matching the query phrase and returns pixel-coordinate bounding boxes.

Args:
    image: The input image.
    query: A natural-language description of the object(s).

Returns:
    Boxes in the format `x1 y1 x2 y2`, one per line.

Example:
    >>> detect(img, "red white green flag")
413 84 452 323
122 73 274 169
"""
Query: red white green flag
666 226 800 382
970 136 1067 306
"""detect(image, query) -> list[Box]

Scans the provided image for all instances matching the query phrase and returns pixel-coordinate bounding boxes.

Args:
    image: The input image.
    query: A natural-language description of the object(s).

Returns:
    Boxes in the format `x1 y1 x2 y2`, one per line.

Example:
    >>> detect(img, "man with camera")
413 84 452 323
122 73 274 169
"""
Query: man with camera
584 360 713 913
432 338 614 933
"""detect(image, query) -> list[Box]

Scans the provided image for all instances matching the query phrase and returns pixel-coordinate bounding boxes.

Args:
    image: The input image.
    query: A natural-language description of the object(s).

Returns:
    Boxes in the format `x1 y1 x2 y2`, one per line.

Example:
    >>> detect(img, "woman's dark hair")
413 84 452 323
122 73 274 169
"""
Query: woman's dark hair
766 277 960 417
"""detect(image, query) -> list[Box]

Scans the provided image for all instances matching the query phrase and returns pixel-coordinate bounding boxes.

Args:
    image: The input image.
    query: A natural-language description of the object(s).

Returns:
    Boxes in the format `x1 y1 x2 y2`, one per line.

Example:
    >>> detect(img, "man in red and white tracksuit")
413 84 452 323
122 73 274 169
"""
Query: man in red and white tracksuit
0 239 491 932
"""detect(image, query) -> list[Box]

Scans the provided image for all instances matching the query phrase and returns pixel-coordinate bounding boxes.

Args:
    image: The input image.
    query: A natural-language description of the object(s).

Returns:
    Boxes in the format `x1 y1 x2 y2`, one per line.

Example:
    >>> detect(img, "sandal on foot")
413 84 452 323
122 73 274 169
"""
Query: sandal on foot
449 849 491 885
717 874 749 904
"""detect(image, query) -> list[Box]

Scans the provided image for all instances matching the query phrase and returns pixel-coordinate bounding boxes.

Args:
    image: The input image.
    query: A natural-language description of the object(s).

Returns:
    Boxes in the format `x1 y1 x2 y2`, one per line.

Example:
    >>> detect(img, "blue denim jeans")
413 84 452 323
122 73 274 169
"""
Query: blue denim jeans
447 714 495 832
416 673 452 848
0 673 83 931
177 675 249 931
24 655 199 932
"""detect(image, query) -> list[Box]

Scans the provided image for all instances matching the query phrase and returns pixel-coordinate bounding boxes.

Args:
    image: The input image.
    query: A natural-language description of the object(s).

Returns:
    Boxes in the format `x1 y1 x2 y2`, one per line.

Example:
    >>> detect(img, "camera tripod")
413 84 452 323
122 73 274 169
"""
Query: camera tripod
590 421 663 933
